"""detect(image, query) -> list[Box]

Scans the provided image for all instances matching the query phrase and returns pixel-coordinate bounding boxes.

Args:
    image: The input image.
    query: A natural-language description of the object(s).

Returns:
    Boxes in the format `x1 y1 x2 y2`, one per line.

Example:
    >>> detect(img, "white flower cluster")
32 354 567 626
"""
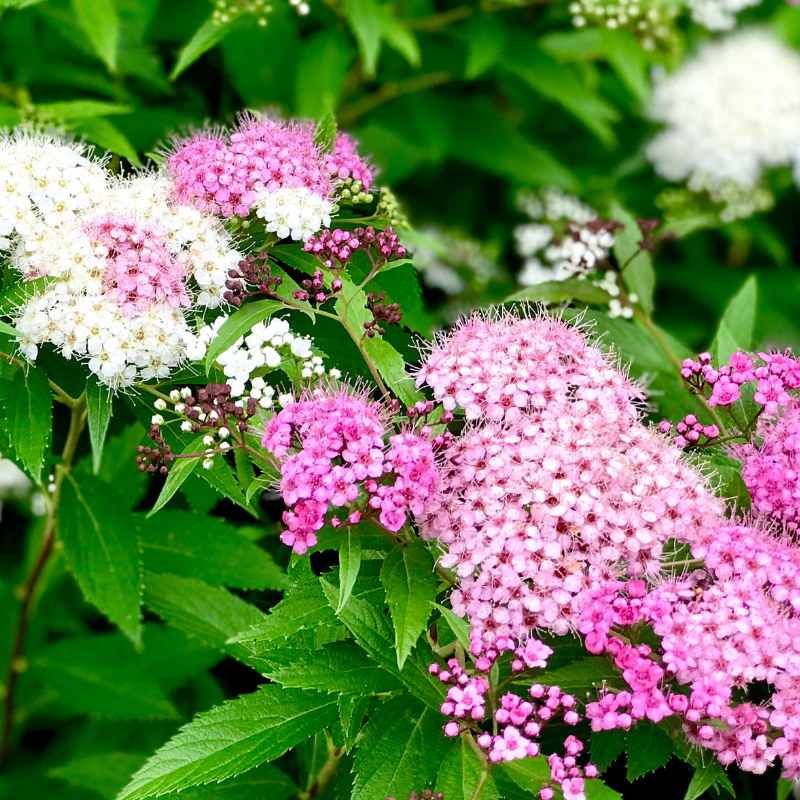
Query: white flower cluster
0 132 106 251
647 30 800 193
2 134 242 388
514 187 615 286
253 186 333 242
687 0 760 31
212 0 309 27
569 0 677 51
186 314 333 398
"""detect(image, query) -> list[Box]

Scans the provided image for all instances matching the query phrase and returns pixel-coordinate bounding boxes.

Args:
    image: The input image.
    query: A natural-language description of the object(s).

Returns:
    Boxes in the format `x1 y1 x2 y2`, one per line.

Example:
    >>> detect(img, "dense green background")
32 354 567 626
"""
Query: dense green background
1 0 800 798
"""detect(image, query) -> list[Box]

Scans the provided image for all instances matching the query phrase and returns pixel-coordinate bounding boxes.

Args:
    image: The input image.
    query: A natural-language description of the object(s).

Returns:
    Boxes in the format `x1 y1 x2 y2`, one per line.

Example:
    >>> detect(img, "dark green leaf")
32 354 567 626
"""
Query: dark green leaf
434 603 471 650
339 694 370 753
117 686 338 800
70 117 142 167
626 722 673 781
381 540 438 670
147 436 204 517
6 365 51 483
37 100 132 120
60 474 143 648
711 275 758 363
495 757 550 795
609 200 655 314
684 760 735 800
341 0 383 76
524 656 623 691
86 380 113 475
170 16 247 81
51 752 148 799
140 510 285 590
338 525 362 612
436 737 497 800
505 277 613 306
590 729 627 773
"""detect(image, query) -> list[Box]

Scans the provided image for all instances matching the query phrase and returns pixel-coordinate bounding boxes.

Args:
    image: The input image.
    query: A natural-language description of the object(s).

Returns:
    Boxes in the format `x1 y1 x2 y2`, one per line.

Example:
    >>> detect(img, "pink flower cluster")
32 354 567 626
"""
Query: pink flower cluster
303 225 407 271
734 399 800 528
84 216 189 317
657 413 719 449
261 388 438 553
168 120 372 218
682 350 799 415
324 132 374 190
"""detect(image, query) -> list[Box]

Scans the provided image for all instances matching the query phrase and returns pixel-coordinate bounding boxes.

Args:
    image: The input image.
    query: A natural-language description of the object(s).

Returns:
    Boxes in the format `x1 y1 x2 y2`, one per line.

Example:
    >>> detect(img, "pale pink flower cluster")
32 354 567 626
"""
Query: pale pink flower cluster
84 216 190 317
324 132 374 190
261 387 438 553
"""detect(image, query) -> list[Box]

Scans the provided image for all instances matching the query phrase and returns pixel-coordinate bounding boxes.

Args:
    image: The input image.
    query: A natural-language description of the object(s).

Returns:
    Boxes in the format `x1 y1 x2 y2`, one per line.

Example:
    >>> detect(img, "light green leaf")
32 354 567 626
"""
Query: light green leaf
0 275 57 315
86 380 113 475
6 365 52 484
380 9 420 67
31 634 177 720
342 0 384 76
436 737 496 800
262 640 402 694
463 14 507 79
381 540 438 670
338 525 362 613
205 300 285 374
170 16 247 81
495 757 550 795
70 117 142 167
143 572 267 668
505 277 613 306
70 0 119 71
0 320 20 337
434 603 471 650
609 199 655 314
60 474 143 648
351 695 451 800
147 436 204 517
626 722 673 781
51 752 148 800
117 686 338 800
296 32 354 118
684 760 735 800
778 778 794 800
711 275 758 364
37 100 132 120
139 511 285 590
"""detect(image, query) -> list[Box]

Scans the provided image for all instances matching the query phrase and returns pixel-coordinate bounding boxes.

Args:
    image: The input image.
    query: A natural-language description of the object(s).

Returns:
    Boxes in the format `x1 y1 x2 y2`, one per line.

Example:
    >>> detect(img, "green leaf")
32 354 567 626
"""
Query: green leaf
117 685 338 800
590 729 627 773
434 603 471 650
381 540 438 670
86 380 113 475
463 14 507 79
351 695 451 800
436 737 496 800
0 275 57 314
51 752 148 800
296 32 354 118
626 722 673 781
778 778 794 800
320 572 446 709
170 16 247 81
0 320 20 337
204 300 285 374
339 694 370 752
31 634 177 720
70 0 119 71
262 641 402 694
147 435 204 517
70 117 142 167
505 277 613 306
337 525 362 613
313 98 338 154
711 275 758 364
37 100 132 120
342 0 383 76
585 781 624 800
684 760 735 800
60 474 143 648
495 757 550 795
525 656 623 691
609 199 655 314
143 572 267 668
6 365 51 484
139 511 285 590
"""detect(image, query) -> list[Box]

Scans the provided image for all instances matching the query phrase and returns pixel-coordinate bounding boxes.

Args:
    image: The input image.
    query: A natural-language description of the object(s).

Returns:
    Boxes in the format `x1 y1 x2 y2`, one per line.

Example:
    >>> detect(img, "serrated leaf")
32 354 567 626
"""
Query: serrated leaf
51 752 149 799
31 634 177 720
204 300 285 374
585 781 624 800
339 694 369 753
70 0 120 70
684 760 735 800
609 200 655 314
523 656 623 692
320 573 446 709
495 757 550 795
86 380 113 475
147 436 204 517
60 474 143 648
140 511 285 590
313 100 338 154
434 603 471 650
262 641 402 694
228 561 337 647
143 572 267 668
381 540 438 670
590 729 627 773
6 365 51 483
117 685 338 800
351 695 451 800
337 526 362 612
711 275 758 364
505 277 613 306
436 737 496 800
626 722 673 781
170 16 247 81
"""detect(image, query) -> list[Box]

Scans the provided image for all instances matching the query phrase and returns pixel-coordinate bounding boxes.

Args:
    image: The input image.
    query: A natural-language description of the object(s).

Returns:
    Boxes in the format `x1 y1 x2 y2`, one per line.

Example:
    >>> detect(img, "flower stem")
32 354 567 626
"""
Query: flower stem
0 389 87 766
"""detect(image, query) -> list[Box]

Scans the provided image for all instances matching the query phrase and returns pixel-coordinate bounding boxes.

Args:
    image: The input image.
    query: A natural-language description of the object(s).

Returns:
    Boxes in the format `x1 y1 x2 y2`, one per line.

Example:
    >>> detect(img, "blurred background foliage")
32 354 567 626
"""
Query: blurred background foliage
1 0 800 798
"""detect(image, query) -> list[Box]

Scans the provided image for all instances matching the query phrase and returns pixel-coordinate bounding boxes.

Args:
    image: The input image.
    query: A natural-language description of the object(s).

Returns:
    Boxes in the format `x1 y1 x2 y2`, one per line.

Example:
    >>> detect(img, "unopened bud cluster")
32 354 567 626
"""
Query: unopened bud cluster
569 0 677 51
303 226 407 272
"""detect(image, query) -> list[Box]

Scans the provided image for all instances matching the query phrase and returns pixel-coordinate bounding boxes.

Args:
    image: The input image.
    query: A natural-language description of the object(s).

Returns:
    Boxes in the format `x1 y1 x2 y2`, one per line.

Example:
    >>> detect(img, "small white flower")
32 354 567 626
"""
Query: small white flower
181 420 193 432
151 414 165 425
154 398 167 410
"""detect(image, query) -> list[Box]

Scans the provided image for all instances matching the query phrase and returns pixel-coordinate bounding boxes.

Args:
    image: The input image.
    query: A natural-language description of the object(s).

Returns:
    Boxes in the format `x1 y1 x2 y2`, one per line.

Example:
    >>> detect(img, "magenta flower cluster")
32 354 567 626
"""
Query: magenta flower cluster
324 132 374 189
303 225 407 271
261 388 438 553
657 413 719 448
85 215 189 317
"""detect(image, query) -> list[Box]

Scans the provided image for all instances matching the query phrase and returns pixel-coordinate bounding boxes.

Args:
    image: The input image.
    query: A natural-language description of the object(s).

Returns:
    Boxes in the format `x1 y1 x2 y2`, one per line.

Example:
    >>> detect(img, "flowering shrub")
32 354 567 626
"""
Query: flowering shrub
3 2 800 800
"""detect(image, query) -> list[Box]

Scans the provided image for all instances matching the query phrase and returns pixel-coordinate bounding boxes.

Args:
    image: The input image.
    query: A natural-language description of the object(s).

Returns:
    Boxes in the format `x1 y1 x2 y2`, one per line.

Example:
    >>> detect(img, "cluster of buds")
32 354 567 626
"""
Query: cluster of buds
137 384 260 473
292 269 342 305
304 226 407 272
224 252 284 307
636 217 675 251
364 292 402 337
658 414 720 449
406 400 454 450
